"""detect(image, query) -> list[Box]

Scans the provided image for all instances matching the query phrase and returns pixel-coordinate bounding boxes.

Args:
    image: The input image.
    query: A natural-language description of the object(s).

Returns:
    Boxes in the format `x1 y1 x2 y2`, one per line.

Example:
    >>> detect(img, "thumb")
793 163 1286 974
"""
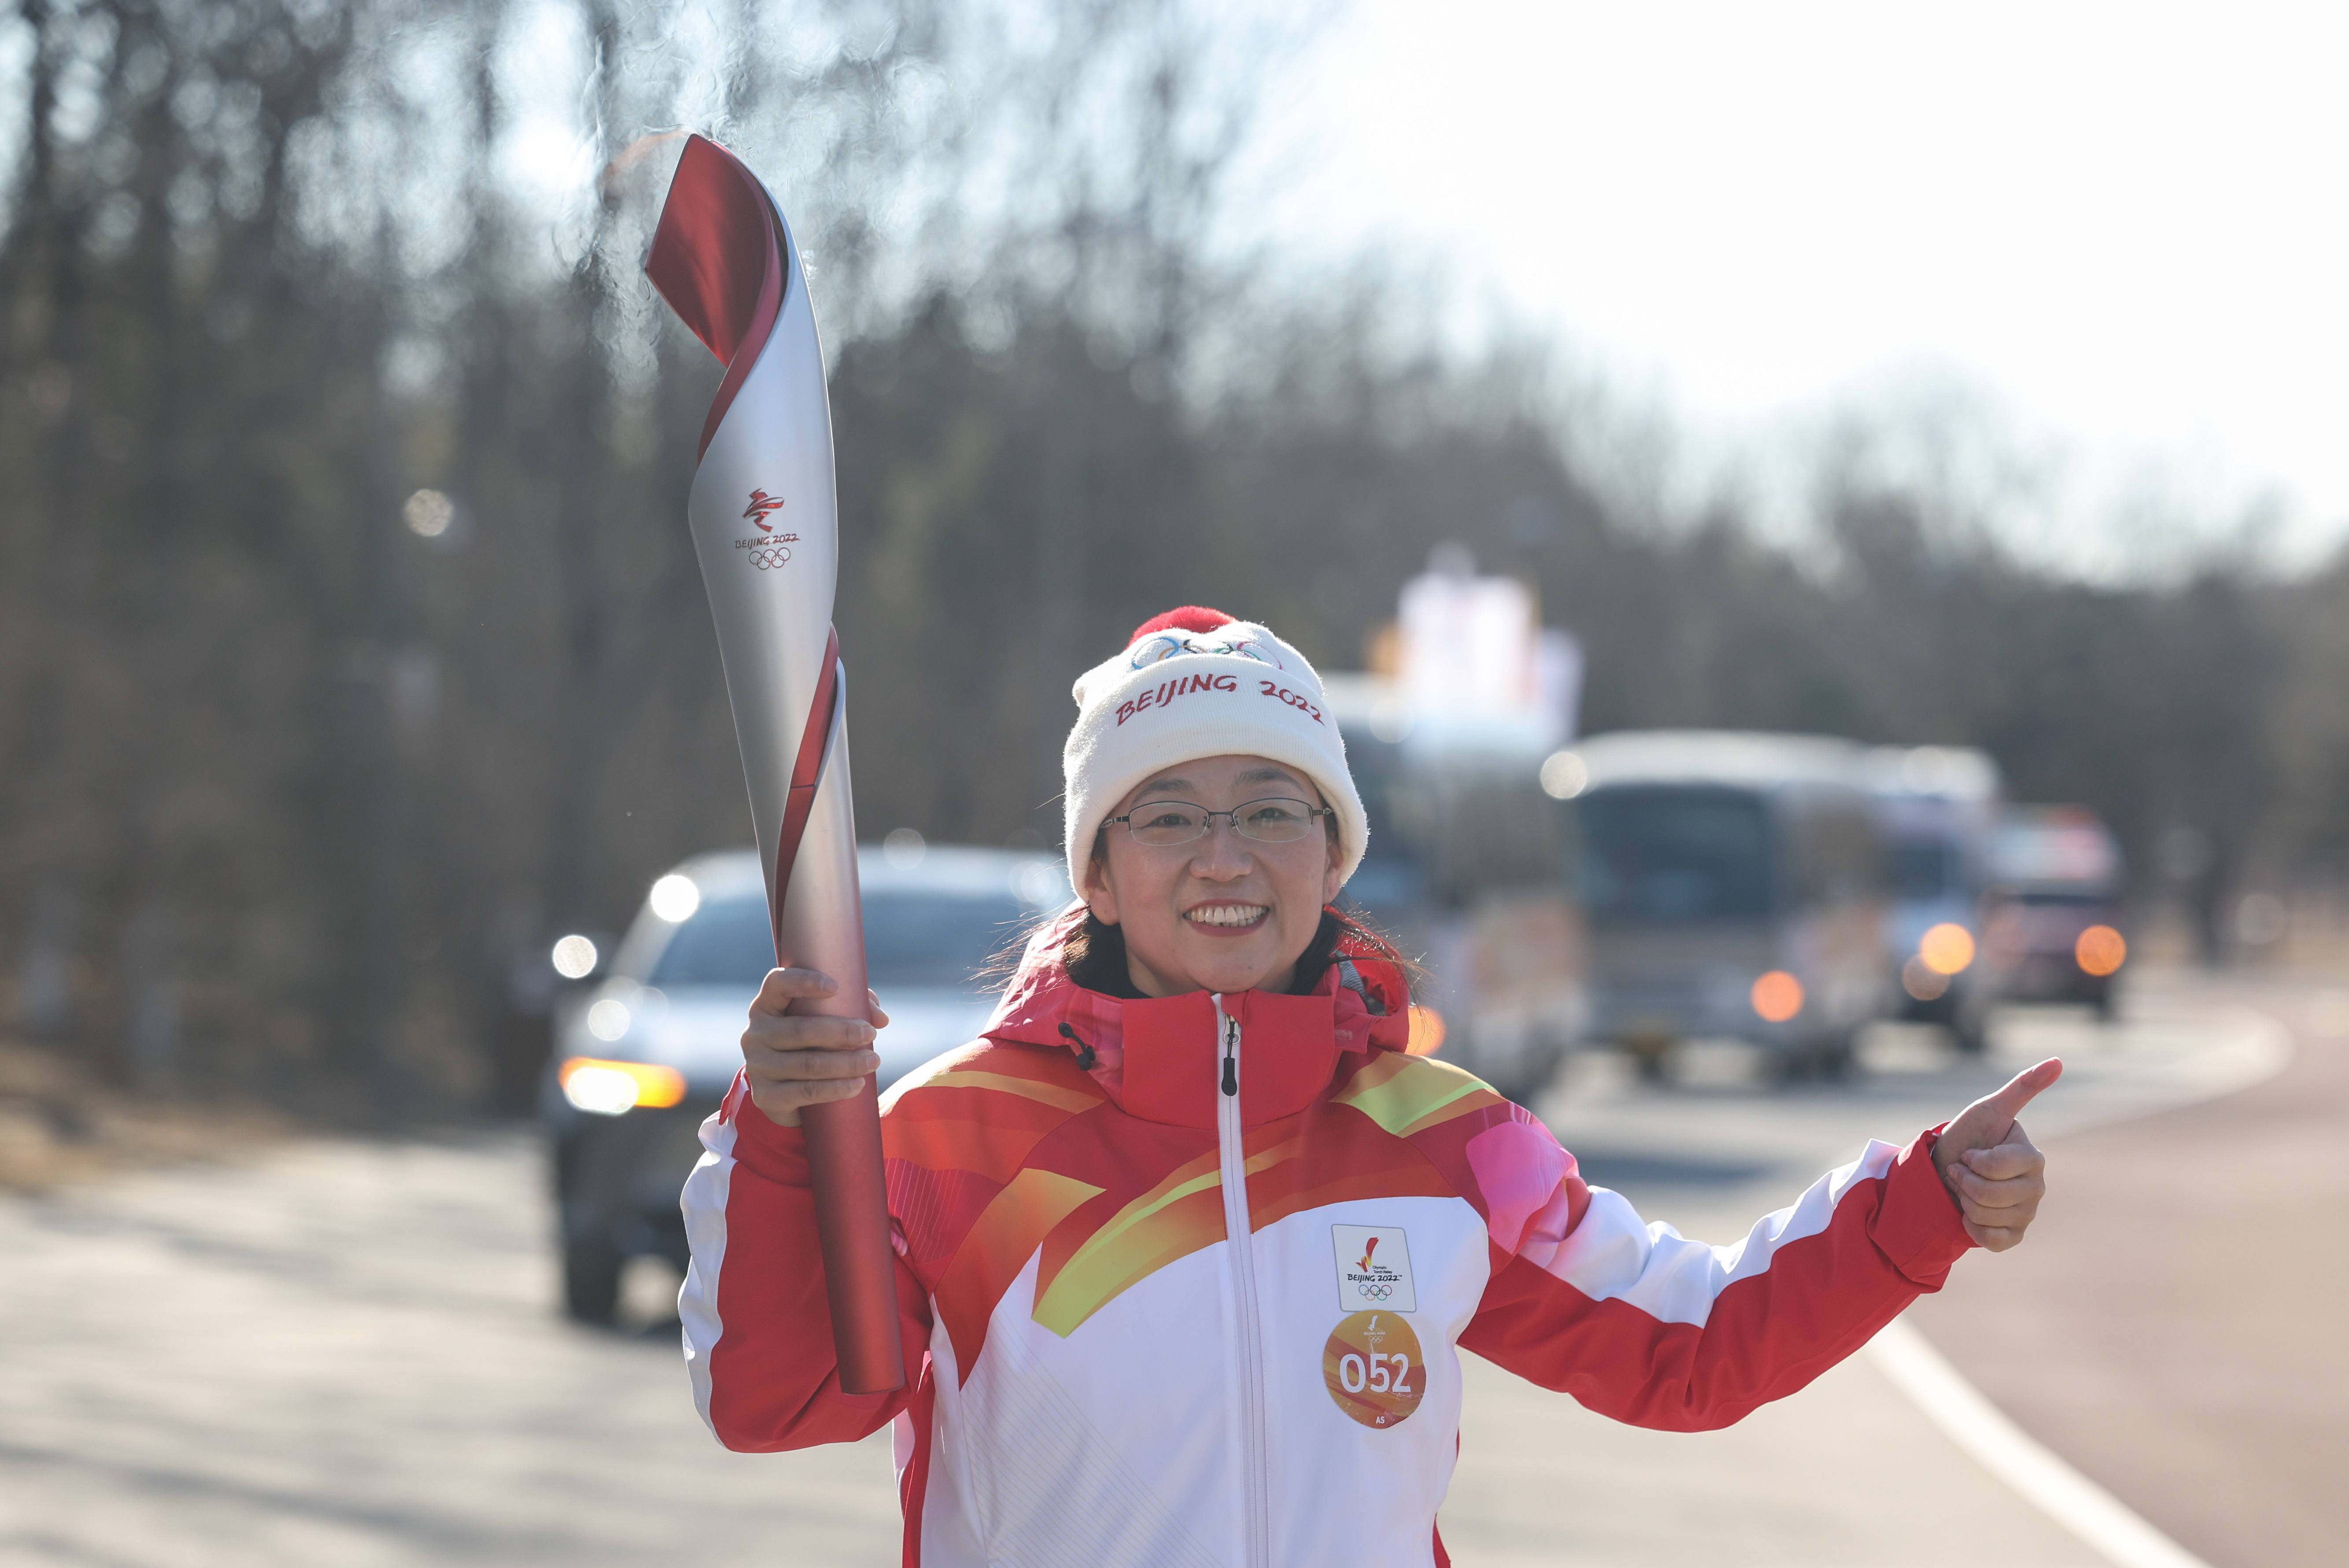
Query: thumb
1947 1057 2063 1154
1987 1057 2064 1125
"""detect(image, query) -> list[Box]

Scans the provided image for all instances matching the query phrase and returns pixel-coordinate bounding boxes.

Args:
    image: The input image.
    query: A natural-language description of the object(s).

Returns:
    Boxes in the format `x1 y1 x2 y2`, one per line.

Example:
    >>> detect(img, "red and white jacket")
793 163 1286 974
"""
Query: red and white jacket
680 933 1972 1567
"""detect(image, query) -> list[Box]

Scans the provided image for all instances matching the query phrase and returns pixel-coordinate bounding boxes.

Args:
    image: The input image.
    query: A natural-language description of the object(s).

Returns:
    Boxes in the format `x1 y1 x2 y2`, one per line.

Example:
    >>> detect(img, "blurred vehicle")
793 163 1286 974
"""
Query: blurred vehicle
1323 675 1587 1104
1864 745 2002 1052
1979 805 2127 1019
1565 731 1888 1080
542 842 1068 1323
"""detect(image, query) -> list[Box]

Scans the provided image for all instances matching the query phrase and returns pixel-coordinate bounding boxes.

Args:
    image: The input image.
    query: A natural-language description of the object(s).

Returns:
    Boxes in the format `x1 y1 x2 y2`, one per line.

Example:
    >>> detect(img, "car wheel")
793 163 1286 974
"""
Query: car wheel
1625 1033 1673 1085
563 1236 624 1325
1488 1041 1570 1108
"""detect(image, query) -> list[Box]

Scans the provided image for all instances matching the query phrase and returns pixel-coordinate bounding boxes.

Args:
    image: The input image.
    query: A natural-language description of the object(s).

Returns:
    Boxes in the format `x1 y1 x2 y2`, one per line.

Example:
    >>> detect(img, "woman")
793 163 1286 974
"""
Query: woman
680 606 2055 1567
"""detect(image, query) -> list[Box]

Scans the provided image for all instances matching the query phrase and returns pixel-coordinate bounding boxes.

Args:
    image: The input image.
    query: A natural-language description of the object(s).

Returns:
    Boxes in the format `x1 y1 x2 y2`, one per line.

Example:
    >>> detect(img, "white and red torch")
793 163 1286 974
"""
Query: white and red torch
645 135 902 1394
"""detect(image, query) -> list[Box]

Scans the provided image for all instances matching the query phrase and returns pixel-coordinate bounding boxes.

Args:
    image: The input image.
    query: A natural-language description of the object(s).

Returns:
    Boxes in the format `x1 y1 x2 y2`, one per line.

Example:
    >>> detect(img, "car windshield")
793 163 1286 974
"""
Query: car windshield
1887 840 1959 900
649 890 1033 990
1574 786 1772 922
1993 821 2119 887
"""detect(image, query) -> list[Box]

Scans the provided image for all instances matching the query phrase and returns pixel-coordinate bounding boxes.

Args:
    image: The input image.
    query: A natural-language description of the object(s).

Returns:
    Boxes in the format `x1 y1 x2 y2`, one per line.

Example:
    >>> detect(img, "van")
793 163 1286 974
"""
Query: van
1566 731 1888 1079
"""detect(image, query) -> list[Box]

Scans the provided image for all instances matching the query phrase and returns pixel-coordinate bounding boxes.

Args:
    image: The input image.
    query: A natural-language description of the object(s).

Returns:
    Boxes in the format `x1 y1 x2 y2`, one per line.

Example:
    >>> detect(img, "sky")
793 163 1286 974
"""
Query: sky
1238 0 2349 576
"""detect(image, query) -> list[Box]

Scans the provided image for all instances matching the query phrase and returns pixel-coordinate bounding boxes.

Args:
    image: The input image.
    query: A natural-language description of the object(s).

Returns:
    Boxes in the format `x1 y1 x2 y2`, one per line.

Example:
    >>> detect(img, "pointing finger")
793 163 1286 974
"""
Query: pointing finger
754 966 839 1012
1958 1191 2028 1229
1961 1135 2043 1182
1951 1163 2043 1209
750 1045 880 1080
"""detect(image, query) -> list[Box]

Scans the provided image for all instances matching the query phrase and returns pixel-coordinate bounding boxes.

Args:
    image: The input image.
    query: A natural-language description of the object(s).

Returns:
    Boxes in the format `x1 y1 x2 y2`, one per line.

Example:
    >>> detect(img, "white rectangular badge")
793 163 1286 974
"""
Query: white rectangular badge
1332 1225 1416 1313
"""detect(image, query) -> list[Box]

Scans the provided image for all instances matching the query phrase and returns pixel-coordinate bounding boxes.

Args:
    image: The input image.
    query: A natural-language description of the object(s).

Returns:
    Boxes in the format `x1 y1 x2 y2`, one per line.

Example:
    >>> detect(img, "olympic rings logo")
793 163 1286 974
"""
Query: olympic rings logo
747 546 793 571
1357 1282 1394 1301
1128 633 1282 671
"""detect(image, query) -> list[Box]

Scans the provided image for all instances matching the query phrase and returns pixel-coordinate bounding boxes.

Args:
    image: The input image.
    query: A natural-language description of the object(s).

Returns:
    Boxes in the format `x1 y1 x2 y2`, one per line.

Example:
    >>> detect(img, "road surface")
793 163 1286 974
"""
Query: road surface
0 973 2306 1566
1911 974 2349 1568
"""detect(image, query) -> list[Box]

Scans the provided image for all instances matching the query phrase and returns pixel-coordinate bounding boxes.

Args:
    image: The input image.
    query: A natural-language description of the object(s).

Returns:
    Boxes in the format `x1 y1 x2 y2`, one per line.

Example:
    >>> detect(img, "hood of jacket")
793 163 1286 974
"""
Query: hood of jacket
980 904 1415 1130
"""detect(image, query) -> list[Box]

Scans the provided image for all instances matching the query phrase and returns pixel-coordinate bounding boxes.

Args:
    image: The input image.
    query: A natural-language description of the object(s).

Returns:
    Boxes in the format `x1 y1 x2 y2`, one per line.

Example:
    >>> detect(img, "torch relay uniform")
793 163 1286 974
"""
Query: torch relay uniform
678 611 1976 1568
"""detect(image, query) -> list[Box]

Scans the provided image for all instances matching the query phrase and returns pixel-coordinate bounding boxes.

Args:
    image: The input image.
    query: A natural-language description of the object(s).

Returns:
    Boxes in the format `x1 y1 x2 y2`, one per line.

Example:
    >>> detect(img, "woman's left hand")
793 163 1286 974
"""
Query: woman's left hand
1932 1058 2061 1251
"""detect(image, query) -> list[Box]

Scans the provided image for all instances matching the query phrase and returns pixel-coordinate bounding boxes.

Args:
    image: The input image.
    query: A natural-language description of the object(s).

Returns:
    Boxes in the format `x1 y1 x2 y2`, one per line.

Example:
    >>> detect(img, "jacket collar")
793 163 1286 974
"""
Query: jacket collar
982 907 1413 1129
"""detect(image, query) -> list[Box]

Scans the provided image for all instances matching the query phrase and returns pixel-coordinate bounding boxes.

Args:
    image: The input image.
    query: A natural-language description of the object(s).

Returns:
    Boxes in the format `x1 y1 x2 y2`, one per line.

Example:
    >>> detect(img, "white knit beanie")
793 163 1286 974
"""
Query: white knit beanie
1063 607 1368 893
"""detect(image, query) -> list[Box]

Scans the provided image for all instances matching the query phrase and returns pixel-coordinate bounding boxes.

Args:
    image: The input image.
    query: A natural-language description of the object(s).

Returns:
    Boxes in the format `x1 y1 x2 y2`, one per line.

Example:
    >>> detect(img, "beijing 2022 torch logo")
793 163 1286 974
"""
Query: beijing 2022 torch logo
737 489 796 569
1331 1224 1415 1312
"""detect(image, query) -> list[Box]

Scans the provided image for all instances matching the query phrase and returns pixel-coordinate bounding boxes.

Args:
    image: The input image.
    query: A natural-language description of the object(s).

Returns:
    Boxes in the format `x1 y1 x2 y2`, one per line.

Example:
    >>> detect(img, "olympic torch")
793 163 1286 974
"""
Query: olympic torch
645 135 903 1394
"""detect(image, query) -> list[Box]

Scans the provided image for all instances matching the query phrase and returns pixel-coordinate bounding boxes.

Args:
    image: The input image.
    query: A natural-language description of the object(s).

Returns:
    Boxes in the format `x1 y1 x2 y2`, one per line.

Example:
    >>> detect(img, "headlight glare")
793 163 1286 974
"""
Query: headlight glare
2076 925 2126 977
1750 970 1804 1023
559 1057 687 1115
1918 923 1976 976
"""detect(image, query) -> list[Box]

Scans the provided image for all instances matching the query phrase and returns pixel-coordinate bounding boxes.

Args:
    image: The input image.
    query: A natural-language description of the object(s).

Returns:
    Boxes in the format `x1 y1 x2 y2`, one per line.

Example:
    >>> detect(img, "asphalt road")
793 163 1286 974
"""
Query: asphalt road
1911 975 2349 1568
0 974 2301 1567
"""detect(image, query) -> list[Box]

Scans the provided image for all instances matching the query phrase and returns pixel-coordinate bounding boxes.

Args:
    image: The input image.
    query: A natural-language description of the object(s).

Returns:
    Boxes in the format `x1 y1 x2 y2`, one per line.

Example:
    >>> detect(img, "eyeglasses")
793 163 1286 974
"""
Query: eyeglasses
1106 797 1333 848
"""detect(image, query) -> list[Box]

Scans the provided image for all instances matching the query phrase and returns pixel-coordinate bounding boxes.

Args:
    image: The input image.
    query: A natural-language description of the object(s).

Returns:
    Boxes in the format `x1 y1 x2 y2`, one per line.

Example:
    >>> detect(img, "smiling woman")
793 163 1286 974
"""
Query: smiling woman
679 604 2060 1568
1078 757 1346 998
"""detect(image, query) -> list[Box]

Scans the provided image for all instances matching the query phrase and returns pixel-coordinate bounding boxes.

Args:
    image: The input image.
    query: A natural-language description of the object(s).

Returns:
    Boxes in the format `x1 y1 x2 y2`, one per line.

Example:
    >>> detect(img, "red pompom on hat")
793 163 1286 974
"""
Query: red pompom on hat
1127 606 1235 642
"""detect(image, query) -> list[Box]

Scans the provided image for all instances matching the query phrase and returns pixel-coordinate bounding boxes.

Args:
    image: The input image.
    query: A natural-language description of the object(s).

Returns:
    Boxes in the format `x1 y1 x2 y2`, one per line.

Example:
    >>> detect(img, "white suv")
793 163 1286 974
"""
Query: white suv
541 842 1069 1322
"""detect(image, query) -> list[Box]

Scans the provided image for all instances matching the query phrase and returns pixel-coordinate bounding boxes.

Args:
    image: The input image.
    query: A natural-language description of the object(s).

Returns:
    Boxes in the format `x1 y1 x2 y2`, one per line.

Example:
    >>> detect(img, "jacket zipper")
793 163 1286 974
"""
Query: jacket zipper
1213 996 1271 1568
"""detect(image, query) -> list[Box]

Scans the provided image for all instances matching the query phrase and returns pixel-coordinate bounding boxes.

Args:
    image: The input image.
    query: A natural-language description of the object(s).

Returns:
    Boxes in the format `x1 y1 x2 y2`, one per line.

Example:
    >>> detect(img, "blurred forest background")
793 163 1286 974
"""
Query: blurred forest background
4 0 2346 1116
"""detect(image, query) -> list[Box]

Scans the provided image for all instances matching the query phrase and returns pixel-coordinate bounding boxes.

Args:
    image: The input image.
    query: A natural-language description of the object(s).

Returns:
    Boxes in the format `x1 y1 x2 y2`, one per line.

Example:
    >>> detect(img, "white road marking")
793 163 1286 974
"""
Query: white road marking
1867 1320 2211 1568
1857 996 2294 1568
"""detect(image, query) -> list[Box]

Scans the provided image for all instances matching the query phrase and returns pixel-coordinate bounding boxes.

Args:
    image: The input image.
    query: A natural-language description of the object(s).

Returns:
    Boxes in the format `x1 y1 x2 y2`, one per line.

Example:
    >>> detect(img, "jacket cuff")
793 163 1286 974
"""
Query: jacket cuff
726 1071 814 1185
1875 1122 1973 1287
